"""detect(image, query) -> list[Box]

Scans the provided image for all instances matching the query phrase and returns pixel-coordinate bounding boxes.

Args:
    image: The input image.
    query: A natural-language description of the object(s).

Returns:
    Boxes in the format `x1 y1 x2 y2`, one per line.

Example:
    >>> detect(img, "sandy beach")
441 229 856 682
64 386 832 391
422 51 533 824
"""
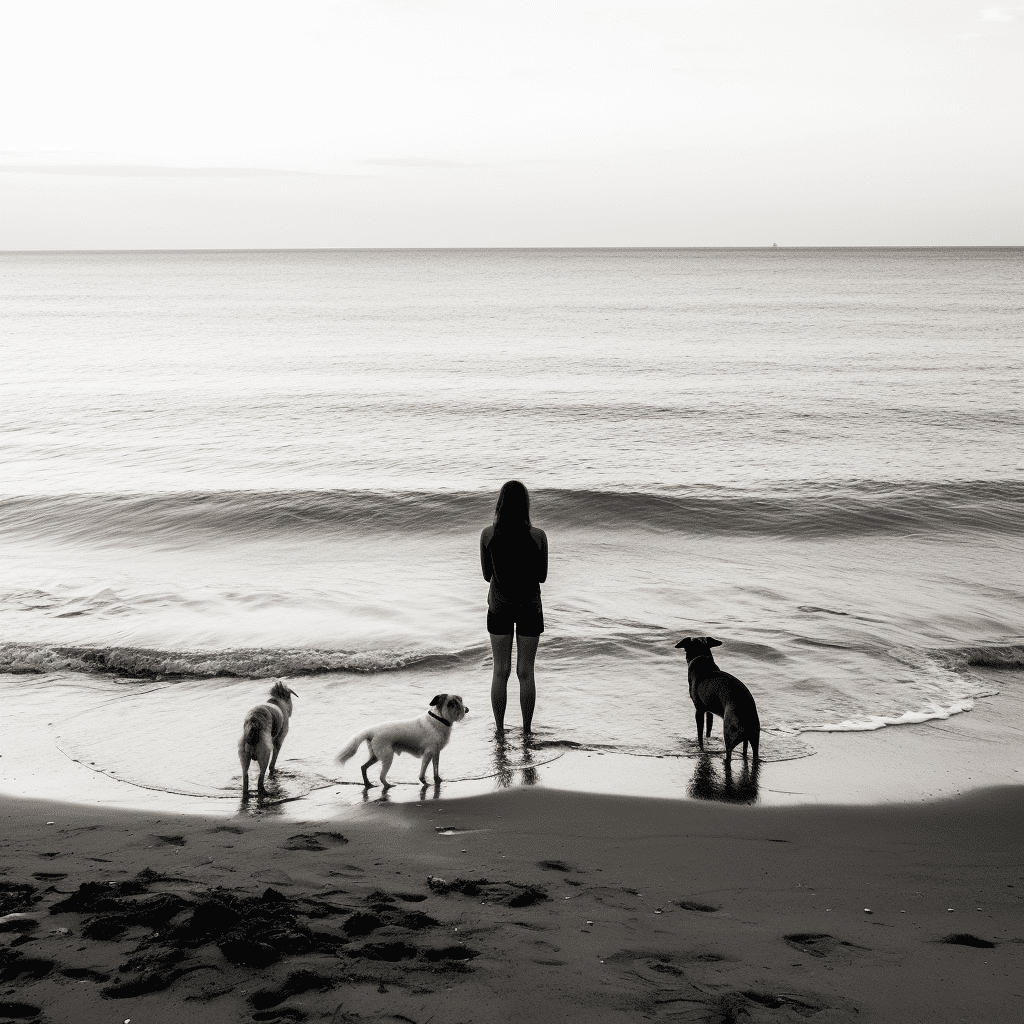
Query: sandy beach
3 684 1024 1024
3 786 1022 1024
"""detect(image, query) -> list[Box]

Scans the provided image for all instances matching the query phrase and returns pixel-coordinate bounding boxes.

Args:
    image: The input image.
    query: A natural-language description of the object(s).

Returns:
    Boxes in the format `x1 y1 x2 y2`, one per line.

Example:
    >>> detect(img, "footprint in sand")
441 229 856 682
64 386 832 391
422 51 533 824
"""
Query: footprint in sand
939 933 996 948
60 967 111 982
529 938 566 965
0 957 53 982
149 834 187 847
327 864 364 879
281 831 349 852
675 899 721 913
253 868 295 885
784 932 868 957
248 968 337 1012
0 1001 43 1021
0 914 40 935
739 991 828 1016
537 859 576 872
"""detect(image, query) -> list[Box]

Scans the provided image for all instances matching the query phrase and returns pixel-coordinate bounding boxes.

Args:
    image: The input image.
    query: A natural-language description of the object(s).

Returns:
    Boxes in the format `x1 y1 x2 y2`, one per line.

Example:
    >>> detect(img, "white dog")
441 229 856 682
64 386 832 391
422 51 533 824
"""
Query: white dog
336 693 468 788
238 680 297 799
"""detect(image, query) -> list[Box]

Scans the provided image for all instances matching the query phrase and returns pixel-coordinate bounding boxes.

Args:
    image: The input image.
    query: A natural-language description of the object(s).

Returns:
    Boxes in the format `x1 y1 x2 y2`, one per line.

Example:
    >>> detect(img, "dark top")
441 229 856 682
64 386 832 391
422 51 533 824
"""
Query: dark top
480 525 548 607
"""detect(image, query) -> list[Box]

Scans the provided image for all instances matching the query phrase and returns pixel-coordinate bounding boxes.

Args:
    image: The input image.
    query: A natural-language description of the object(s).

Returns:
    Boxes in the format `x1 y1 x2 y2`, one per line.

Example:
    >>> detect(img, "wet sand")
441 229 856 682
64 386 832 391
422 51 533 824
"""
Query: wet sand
2 669 1023 813
2 784 1023 1023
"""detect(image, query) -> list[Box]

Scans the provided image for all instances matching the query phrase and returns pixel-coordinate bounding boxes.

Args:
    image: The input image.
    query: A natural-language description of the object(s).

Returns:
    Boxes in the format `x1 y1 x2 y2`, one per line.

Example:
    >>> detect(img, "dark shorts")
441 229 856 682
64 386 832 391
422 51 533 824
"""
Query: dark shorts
487 597 544 637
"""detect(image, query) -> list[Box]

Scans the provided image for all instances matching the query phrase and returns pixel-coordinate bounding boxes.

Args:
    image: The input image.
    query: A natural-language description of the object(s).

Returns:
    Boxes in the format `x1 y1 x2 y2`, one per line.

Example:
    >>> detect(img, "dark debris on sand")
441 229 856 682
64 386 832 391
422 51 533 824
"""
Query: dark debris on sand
427 875 549 907
0 883 41 917
0 867 543 1006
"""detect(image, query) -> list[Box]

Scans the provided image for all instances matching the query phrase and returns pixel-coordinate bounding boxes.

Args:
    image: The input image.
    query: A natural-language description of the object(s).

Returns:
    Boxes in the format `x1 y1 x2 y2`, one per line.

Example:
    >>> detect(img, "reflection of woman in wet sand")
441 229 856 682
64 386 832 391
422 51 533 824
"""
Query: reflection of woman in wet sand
480 480 548 735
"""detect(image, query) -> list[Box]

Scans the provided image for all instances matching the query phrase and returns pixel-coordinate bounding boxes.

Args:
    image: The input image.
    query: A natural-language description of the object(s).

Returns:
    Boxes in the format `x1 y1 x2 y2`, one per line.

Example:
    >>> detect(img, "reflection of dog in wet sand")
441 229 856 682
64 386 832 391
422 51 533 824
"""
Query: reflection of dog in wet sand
336 694 469 788
238 680 298 799
675 637 760 762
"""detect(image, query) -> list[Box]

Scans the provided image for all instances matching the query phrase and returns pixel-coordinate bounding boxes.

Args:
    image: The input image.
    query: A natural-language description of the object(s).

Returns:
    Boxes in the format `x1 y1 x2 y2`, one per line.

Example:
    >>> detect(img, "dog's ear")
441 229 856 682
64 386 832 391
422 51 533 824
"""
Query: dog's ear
674 637 692 649
430 694 446 708
705 637 723 648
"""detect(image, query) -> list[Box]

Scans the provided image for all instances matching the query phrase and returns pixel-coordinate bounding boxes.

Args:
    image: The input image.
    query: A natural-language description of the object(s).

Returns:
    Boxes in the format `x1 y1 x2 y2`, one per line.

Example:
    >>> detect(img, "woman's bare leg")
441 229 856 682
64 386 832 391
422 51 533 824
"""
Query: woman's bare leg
489 632 514 731
515 632 539 734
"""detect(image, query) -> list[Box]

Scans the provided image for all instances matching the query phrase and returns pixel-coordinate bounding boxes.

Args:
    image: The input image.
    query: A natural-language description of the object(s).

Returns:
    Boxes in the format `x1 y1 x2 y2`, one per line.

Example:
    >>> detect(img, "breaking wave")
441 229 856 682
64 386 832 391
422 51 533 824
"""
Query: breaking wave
0 641 480 679
0 478 1021 546
945 643 1024 670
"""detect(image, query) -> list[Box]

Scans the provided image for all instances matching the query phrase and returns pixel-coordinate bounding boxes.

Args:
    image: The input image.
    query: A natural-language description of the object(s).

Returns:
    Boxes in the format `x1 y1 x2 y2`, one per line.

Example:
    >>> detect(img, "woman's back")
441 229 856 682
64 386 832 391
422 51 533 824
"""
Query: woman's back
481 525 547 604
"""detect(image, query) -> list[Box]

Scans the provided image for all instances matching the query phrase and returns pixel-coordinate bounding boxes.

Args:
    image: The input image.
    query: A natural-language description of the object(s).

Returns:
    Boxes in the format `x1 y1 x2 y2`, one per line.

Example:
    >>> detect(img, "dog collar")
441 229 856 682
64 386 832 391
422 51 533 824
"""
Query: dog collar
428 711 452 728
689 653 715 664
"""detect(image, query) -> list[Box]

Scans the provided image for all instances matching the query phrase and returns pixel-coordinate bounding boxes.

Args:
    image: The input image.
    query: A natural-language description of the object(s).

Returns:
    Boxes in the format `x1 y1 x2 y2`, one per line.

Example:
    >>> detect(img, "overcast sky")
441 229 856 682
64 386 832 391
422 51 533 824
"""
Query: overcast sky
1 1 1021 248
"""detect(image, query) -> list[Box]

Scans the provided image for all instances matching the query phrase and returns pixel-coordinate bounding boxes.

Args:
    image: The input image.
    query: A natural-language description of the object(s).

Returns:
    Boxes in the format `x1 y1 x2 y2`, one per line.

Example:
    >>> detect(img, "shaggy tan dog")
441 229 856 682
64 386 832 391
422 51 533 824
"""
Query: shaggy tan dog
238 680 298 799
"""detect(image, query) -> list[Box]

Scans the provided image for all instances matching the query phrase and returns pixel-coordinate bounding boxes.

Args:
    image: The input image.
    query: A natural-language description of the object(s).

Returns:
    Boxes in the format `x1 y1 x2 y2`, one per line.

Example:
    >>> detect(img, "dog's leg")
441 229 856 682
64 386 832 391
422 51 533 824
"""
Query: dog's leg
360 753 379 788
378 751 395 788
269 720 289 776
742 739 749 758
723 708 745 765
418 752 432 785
705 711 714 738
240 751 251 800
431 751 441 784
694 707 704 750
256 738 272 796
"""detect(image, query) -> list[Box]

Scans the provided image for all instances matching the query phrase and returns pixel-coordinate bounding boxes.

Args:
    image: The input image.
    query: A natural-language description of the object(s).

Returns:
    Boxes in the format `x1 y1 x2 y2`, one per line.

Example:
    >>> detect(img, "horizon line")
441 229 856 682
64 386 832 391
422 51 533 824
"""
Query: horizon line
2 245 1022 255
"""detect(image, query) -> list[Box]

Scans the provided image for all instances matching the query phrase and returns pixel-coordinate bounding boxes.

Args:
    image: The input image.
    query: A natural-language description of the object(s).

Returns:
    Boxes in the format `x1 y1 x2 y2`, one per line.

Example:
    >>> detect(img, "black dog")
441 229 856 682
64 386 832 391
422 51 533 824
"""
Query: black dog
674 636 760 762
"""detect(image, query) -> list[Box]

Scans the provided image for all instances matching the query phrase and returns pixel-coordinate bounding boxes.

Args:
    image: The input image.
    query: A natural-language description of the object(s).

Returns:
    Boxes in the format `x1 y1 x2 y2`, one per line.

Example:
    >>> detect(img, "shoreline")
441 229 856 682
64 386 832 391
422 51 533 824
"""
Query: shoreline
2 668 1021 815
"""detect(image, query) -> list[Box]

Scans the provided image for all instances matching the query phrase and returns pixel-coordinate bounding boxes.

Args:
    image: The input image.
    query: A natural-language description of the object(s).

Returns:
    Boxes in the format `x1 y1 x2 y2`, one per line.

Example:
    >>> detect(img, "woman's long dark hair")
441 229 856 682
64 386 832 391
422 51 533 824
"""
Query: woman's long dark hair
493 480 531 536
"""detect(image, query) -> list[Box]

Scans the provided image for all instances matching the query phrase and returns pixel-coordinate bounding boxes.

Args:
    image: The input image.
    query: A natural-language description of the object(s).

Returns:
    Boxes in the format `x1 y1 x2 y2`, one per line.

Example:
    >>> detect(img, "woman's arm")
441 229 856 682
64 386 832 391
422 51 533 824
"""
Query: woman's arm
533 527 548 583
480 526 494 581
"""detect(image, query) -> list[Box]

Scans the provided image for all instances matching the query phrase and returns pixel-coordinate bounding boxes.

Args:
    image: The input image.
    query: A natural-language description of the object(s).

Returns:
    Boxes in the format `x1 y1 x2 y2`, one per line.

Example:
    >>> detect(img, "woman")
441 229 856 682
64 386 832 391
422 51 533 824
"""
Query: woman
480 480 548 734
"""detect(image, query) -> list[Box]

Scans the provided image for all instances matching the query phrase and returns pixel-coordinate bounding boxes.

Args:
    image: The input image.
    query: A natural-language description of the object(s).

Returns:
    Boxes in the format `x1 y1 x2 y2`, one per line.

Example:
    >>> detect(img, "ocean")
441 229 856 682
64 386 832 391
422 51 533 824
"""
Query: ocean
1 247 1021 802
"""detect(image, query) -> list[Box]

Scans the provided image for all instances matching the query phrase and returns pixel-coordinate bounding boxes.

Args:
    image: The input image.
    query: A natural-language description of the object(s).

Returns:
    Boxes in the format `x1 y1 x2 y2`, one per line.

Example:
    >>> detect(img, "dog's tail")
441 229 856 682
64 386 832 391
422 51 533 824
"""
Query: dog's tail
240 711 264 754
336 729 372 765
